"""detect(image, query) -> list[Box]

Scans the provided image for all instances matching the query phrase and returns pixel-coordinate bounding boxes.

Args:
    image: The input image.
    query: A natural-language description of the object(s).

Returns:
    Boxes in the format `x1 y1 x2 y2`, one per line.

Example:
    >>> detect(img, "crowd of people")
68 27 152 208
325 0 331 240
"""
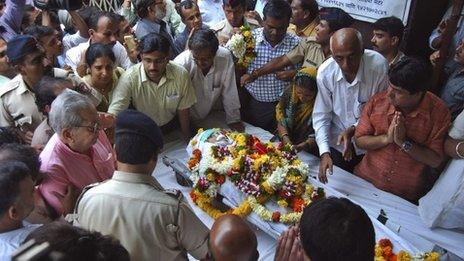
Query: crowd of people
0 0 462 260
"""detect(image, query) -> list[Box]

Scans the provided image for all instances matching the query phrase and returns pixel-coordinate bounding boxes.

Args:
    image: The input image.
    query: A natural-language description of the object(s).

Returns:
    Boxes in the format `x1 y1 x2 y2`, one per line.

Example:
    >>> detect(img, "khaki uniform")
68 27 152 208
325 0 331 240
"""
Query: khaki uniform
211 18 261 46
287 20 318 38
285 36 328 68
72 171 209 261
0 74 43 130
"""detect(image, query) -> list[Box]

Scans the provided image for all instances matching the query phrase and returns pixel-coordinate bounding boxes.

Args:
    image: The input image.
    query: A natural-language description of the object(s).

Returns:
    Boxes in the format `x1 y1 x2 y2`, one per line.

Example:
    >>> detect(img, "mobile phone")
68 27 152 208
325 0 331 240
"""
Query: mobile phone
124 35 137 51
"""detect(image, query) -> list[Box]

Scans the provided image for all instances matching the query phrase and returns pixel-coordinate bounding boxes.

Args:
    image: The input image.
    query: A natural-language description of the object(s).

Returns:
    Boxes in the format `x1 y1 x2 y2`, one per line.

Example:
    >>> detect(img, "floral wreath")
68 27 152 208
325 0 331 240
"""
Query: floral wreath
375 238 440 261
187 129 325 224
225 25 257 69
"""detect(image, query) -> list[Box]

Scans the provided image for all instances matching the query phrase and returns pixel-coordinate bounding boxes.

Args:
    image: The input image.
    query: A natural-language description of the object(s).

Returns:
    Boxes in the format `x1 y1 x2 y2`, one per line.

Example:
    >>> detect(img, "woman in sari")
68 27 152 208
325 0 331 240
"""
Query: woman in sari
276 67 318 153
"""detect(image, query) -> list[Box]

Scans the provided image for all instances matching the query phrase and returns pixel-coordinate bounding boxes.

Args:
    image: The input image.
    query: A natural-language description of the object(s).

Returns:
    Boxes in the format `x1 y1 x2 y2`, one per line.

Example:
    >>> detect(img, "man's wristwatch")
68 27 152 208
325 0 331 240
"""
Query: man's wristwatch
401 140 413 152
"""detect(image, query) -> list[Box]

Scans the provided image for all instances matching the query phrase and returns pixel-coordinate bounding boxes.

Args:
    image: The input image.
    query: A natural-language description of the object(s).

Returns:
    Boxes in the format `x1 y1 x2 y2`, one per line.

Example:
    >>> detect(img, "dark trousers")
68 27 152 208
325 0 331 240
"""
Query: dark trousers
244 97 278 132
330 147 364 173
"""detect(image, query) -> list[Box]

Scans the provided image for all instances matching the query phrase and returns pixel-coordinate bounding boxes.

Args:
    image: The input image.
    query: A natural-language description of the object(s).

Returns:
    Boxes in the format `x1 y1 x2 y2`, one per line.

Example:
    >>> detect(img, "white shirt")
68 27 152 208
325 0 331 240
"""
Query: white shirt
65 41 133 74
0 224 41 261
174 47 241 124
313 49 388 155
449 109 464 140
198 0 226 27
254 0 268 18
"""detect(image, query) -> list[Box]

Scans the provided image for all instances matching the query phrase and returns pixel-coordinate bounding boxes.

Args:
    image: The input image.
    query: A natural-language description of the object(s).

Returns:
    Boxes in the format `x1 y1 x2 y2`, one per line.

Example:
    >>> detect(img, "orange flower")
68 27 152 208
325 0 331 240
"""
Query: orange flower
379 238 393 248
291 197 305 212
216 175 226 185
190 190 198 203
193 149 202 158
272 211 281 222
187 158 199 169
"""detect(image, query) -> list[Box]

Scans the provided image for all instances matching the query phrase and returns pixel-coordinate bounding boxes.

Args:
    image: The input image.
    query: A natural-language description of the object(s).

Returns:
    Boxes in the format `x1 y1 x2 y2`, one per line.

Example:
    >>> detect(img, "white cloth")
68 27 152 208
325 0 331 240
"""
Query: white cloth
313 49 389 155
197 0 226 27
62 31 88 55
173 47 241 124
65 41 133 73
254 0 268 19
449 109 464 140
0 224 41 261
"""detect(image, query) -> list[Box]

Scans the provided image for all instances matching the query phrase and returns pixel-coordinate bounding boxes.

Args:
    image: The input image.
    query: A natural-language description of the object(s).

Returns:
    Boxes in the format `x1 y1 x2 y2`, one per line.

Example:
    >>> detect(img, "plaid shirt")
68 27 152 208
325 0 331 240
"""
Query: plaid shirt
246 28 300 102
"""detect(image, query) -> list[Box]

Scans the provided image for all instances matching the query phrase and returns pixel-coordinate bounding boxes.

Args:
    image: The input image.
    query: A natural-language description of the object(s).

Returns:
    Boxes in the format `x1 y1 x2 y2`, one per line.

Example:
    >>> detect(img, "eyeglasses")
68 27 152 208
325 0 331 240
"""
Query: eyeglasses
76 122 101 134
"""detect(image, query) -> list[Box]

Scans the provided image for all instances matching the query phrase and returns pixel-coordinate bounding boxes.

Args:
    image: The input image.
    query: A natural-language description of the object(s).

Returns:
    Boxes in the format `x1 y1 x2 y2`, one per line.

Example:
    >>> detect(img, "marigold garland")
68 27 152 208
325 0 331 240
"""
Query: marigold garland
186 128 325 224
225 25 256 69
375 239 440 261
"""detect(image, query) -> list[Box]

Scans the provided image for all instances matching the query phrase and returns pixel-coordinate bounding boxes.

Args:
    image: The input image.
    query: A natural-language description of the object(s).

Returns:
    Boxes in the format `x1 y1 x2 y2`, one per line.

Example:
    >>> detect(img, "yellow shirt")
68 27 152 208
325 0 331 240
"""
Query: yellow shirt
285 36 328 68
108 62 197 126
287 20 318 38
0 74 43 130
74 171 209 261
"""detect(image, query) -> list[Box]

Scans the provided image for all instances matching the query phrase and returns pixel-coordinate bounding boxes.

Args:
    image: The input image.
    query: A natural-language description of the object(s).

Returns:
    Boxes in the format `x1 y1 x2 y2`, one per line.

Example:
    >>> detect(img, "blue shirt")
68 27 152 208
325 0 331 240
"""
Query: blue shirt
246 28 300 102
441 67 464 120
134 19 178 56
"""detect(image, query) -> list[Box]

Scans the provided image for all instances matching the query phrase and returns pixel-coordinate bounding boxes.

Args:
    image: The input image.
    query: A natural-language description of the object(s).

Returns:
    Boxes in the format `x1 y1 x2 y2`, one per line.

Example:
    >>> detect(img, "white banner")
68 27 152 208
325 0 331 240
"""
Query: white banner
316 0 412 24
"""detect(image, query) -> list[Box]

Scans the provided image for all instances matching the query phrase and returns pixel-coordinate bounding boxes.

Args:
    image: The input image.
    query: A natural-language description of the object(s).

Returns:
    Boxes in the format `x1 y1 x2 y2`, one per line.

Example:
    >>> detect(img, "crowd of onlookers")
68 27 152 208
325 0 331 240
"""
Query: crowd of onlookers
0 0 463 260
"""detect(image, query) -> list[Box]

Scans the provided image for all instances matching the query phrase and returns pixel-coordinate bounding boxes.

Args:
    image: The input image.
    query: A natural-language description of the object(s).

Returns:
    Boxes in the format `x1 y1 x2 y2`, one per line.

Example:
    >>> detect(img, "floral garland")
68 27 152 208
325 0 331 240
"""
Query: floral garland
187 129 325 224
225 25 256 69
375 239 440 261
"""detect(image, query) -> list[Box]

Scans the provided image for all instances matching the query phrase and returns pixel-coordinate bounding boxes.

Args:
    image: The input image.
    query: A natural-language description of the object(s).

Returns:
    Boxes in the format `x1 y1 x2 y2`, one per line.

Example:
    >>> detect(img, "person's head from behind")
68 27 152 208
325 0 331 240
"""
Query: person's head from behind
88 12 119 47
21 5 40 31
330 28 364 82
188 29 219 73
209 214 258 261
315 7 354 45
24 222 130 261
263 0 292 46
387 57 431 111
290 0 318 28
0 127 22 147
115 109 163 173
0 144 41 181
49 89 100 155
177 0 202 32
222 0 247 28
86 43 116 87
7 35 53 87
24 25 63 59
371 16 404 55
300 197 375 261
0 161 35 229
35 76 73 116
136 0 167 22
294 67 317 103
139 33 171 82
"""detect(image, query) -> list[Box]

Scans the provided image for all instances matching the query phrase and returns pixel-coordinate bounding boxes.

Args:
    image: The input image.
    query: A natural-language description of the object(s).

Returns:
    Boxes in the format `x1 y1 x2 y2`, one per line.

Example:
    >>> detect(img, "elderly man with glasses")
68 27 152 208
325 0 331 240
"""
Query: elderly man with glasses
39 89 115 217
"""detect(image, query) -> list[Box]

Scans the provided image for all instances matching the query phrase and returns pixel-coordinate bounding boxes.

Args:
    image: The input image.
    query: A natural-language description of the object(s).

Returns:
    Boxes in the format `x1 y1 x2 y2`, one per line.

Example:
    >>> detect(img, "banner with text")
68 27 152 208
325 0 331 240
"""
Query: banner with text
316 0 412 24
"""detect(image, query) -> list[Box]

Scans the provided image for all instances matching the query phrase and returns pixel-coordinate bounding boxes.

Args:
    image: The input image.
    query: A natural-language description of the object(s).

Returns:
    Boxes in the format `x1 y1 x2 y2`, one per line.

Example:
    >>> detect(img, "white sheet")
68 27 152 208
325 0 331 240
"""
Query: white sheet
153 124 464 260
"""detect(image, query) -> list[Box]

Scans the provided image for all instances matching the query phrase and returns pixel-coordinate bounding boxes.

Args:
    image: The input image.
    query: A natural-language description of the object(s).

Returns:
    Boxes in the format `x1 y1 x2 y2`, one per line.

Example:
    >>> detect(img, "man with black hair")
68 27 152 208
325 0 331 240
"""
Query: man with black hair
134 0 178 56
299 197 375 261
174 0 207 53
354 57 450 202
0 35 52 143
371 16 405 67
241 7 353 86
65 11 134 74
287 0 318 38
243 0 299 132
0 161 40 260
0 144 41 181
211 0 260 46
24 25 63 68
0 36 16 84
74 109 209 261
174 28 243 131
109 33 196 140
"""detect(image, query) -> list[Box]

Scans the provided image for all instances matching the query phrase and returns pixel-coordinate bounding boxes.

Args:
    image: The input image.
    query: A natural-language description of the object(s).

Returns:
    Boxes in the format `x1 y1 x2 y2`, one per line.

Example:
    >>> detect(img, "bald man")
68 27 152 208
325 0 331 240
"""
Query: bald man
208 214 259 261
313 28 388 183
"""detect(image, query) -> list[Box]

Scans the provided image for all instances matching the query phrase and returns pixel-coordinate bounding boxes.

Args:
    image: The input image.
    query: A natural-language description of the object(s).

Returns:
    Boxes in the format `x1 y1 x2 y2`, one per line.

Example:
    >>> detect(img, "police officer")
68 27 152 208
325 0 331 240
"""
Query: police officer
0 35 52 142
72 109 209 261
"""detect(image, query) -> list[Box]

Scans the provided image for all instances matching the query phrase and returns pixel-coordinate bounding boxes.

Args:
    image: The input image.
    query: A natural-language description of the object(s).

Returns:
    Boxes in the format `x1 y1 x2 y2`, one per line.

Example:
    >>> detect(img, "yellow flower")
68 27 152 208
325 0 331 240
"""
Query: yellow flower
397 251 412 261
277 199 288 207
424 252 440 261
207 173 215 182
243 31 251 38
261 181 274 194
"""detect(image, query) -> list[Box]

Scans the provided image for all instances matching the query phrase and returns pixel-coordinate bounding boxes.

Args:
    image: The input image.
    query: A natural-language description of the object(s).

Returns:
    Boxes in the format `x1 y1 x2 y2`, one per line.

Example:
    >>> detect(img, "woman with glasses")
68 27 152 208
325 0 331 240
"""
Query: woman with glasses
38 89 115 218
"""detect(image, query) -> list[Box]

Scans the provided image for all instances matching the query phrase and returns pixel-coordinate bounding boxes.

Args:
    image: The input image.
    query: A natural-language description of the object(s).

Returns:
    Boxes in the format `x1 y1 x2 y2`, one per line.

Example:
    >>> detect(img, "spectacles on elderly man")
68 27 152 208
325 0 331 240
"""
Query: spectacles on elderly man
76 122 101 134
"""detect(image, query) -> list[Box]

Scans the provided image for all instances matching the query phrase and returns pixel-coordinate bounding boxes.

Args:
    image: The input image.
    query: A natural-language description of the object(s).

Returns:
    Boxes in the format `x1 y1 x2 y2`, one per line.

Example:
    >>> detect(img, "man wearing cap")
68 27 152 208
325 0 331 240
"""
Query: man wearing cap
0 35 52 143
73 109 210 261
241 7 354 85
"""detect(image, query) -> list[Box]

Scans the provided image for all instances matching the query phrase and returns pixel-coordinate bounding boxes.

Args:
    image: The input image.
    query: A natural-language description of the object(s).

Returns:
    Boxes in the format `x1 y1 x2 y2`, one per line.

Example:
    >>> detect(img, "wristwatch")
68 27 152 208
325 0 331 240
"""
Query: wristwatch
401 140 413 152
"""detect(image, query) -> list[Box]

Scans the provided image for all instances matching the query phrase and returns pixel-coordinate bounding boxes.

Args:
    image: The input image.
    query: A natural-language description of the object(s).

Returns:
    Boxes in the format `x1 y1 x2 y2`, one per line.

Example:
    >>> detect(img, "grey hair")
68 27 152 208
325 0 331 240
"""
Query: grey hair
48 89 95 134
329 28 364 53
